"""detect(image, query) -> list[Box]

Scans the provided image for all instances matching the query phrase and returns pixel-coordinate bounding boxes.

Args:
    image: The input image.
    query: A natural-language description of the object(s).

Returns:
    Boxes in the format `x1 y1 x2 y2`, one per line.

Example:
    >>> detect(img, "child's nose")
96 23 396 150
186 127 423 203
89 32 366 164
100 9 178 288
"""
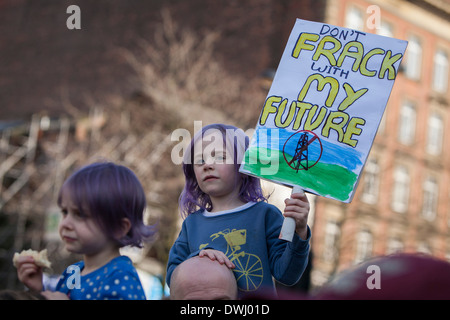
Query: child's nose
203 156 215 167
203 161 214 170
59 214 73 230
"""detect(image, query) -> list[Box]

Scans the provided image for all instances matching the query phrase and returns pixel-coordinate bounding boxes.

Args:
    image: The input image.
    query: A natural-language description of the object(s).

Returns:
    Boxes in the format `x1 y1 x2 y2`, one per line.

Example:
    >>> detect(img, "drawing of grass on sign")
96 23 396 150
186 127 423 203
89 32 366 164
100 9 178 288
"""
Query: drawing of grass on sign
242 147 359 201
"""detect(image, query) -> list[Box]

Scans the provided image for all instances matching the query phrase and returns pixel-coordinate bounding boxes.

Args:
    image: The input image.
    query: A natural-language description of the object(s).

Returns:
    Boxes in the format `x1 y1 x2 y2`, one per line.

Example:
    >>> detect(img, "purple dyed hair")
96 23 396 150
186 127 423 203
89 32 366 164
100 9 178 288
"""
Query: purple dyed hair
179 123 267 218
57 162 155 248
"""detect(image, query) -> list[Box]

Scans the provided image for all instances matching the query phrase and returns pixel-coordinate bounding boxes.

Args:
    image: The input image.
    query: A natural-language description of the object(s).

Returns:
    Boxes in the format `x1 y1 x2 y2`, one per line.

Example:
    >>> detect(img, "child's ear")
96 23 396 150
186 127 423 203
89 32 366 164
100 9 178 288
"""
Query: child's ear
117 218 132 239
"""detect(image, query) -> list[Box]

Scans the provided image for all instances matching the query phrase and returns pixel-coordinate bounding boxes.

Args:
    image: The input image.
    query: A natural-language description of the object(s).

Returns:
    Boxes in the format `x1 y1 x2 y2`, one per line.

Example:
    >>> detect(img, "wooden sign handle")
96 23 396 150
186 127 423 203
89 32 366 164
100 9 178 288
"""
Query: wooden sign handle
279 186 304 242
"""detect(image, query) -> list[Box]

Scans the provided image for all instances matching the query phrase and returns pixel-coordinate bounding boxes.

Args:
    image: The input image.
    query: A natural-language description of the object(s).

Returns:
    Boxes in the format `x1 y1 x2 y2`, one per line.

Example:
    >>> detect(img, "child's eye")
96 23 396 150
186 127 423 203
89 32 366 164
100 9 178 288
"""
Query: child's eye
72 209 82 218
60 207 88 220
72 208 89 219
194 158 205 165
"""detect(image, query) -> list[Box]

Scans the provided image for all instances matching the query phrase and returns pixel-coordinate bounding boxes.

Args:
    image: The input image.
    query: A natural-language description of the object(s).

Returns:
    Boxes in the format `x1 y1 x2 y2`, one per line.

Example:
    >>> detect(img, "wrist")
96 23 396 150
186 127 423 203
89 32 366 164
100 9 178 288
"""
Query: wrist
296 226 309 240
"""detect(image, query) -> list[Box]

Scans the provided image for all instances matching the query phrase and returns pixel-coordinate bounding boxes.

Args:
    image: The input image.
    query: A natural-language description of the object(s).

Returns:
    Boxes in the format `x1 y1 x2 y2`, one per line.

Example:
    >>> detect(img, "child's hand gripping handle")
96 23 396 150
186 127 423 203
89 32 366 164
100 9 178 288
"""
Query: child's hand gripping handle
279 186 304 242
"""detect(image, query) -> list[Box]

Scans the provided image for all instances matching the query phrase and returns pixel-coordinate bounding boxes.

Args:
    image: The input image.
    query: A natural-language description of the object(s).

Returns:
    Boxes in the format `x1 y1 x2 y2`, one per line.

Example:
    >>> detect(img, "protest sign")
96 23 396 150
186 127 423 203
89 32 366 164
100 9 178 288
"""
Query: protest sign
240 19 408 203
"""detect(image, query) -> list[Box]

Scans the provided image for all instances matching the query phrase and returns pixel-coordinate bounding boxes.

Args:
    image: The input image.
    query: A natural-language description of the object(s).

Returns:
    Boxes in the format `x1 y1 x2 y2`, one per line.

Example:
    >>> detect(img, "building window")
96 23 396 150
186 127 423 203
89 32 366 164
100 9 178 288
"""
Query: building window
422 176 438 221
361 157 379 204
345 6 364 31
355 230 373 263
398 101 416 145
391 165 410 213
417 242 432 255
386 238 404 254
405 35 422 80
432 49 449 93
323 220 340 263
426 112 444 155
377 20 394 37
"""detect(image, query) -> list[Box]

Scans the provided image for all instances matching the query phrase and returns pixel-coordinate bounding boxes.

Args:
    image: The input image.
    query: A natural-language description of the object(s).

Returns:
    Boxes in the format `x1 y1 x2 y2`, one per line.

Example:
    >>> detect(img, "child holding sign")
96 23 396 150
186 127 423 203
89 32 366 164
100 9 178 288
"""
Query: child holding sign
166 123 311 296
16 162 155 299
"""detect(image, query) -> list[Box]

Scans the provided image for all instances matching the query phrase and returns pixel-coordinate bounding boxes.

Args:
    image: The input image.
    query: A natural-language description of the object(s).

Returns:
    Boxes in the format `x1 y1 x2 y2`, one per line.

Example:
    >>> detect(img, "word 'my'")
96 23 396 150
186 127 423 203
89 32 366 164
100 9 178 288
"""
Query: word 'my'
260 73 367 148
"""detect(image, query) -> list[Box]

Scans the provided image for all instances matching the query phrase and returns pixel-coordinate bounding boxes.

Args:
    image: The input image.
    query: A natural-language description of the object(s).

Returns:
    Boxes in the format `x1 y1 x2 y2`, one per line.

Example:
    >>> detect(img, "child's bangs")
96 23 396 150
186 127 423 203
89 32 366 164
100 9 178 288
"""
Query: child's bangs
183 124 248 166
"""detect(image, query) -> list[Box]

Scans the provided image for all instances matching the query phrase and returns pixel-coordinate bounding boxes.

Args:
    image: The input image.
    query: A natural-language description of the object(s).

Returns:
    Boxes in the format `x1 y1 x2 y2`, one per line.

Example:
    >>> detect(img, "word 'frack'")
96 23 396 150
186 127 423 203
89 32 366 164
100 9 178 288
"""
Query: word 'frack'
292 32 403 80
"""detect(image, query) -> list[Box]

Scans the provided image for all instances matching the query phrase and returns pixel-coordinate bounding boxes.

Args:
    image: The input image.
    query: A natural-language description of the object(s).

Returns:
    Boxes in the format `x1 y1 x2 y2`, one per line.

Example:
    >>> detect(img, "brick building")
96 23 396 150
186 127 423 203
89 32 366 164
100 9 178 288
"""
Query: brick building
311 0 450 286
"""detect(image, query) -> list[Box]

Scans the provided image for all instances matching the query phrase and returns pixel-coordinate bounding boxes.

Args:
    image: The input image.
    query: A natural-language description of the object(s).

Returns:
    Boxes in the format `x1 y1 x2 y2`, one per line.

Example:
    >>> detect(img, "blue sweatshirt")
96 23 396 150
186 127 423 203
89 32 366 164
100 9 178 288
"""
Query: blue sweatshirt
166 201 310 294
56 256 146 300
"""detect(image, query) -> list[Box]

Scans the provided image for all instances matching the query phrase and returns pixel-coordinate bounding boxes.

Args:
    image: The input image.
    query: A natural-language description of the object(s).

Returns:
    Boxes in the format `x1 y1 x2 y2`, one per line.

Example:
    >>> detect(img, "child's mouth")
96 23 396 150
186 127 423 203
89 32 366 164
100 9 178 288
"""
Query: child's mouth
62 235 77 243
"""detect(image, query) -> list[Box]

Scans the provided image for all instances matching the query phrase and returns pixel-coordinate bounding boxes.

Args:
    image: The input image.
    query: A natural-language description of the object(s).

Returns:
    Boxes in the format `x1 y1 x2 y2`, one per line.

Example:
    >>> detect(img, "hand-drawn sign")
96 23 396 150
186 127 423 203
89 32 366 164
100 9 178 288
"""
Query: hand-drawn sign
240 19 408 202
282 130 323 172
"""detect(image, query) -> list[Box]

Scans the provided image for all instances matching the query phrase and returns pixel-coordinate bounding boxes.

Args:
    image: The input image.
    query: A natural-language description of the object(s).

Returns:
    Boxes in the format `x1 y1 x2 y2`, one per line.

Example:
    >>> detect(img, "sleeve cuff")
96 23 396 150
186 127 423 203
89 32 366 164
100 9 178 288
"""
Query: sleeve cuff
288 225 311 253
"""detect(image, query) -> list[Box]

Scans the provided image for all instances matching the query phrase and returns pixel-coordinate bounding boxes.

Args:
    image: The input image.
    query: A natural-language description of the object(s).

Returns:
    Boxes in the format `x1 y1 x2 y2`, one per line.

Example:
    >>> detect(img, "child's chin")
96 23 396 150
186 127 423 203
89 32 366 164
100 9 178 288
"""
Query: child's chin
63 244 80 254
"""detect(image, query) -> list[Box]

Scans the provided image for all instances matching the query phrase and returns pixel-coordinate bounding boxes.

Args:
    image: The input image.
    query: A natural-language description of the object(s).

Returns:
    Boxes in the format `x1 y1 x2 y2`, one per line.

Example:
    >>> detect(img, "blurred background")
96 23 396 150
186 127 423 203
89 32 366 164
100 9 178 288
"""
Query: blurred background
0 0 449 299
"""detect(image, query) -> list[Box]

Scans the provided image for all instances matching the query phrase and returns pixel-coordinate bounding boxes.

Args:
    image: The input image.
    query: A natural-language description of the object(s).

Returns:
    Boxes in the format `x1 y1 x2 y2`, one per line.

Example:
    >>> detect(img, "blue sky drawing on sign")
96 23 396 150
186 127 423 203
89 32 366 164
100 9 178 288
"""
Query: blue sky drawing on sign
251 127 364 173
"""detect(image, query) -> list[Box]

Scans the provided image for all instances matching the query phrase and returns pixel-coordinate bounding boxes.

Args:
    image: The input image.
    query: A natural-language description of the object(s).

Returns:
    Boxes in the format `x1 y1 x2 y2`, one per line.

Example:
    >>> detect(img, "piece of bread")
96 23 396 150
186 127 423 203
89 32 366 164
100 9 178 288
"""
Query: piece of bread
13 249 52 269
